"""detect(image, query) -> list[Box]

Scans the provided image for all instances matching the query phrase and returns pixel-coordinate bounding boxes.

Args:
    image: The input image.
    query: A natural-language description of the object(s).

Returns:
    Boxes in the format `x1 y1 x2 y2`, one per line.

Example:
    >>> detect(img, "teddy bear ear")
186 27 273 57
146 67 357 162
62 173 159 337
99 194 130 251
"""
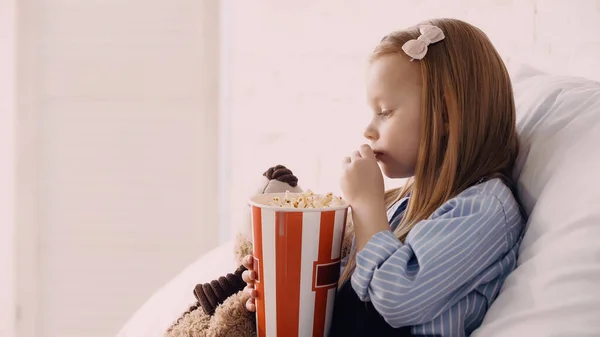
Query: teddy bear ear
263 179 303 194
263 165 298 187
237 164 303 256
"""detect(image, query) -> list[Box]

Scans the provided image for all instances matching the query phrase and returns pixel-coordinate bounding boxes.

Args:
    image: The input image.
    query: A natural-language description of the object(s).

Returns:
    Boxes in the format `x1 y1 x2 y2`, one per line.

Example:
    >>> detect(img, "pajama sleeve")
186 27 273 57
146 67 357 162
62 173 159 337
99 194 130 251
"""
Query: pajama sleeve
350 194 508 328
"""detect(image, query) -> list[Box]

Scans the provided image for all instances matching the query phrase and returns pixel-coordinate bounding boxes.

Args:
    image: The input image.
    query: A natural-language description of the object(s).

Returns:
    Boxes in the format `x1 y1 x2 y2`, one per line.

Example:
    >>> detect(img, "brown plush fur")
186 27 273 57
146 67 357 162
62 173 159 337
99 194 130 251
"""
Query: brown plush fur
209 291 257 337
164 290 257 337
165 233 255 337
165 305 211 337
233 232 254 266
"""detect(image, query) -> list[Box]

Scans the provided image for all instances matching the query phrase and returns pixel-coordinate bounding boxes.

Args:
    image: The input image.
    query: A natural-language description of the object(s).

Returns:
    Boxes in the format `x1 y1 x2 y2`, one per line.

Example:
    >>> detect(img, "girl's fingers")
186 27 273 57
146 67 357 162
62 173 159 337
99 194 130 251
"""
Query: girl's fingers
246 298 256 312
242 270 255 284
244 285 258 312
244 285 257 298
243 254 254 269
358 144 375 158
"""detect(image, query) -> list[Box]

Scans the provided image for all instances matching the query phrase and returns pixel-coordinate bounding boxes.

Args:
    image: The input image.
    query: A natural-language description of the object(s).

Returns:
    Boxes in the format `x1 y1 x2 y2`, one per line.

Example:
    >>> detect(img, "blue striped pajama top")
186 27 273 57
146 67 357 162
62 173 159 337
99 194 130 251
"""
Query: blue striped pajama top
347 178 525 336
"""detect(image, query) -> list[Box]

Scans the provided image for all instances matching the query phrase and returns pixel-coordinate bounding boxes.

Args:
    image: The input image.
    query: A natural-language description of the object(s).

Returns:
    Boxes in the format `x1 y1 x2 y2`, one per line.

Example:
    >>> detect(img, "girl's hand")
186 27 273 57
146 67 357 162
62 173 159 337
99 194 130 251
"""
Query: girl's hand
242 254 257 312
340 144 385 210
341 144 389 251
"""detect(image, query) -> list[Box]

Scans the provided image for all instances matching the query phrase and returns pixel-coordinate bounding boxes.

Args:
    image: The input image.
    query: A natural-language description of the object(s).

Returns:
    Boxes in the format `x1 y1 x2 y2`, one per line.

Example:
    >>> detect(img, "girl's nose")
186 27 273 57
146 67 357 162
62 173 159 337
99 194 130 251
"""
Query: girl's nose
364 124 378 141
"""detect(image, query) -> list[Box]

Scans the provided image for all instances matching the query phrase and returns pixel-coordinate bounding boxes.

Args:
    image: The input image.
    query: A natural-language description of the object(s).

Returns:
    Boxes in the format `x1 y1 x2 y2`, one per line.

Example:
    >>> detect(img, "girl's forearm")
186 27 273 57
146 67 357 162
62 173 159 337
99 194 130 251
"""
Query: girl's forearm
351 203 390 251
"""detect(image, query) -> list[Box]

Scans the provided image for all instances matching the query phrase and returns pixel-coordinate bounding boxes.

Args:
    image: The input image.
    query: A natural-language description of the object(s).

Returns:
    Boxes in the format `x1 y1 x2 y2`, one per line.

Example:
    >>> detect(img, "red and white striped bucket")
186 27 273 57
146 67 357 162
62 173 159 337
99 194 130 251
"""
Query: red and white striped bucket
248 193 349 337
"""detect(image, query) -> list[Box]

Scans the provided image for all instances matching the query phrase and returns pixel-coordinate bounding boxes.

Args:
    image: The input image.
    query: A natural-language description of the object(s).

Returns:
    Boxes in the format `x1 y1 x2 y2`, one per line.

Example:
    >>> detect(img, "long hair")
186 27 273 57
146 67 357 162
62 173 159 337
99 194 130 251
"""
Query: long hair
338 18 519 287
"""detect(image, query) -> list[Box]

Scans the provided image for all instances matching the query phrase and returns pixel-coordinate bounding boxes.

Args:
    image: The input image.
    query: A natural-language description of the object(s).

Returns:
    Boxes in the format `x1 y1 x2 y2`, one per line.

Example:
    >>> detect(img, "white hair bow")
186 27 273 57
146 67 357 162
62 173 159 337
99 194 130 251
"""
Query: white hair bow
401 24 445 60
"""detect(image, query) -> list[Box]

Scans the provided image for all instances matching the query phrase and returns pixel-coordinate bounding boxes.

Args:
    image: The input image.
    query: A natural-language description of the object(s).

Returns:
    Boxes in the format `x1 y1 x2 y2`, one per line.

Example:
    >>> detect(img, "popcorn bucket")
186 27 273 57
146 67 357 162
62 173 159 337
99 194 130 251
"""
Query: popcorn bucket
248 192 350 337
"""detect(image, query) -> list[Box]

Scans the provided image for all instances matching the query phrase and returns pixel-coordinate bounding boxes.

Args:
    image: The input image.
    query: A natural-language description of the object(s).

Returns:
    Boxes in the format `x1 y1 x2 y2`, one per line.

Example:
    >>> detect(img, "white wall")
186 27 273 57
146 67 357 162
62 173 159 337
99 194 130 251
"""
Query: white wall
12 1 220 337
0 0 17 336
224 0 600 236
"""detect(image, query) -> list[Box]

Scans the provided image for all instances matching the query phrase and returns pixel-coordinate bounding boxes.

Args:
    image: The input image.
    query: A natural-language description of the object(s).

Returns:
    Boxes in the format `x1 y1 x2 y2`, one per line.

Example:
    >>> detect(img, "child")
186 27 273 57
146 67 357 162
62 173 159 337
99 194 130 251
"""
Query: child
243 18 524 337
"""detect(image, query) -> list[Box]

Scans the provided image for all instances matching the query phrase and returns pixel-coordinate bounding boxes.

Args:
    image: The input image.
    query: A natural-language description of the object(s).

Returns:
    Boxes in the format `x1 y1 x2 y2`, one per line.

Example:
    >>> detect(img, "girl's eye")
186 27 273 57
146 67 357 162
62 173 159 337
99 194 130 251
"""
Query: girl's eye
378 110 393 117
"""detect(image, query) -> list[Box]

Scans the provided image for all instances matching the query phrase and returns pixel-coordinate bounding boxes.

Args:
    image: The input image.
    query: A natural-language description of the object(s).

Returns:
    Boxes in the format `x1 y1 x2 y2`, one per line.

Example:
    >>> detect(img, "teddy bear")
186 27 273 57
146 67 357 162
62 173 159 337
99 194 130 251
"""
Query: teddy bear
165 164 319 337
165 164 355 337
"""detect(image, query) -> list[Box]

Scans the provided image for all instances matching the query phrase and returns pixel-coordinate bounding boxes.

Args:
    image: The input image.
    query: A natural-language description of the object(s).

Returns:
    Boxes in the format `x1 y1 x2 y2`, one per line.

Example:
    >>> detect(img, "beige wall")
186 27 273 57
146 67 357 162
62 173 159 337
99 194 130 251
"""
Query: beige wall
0 0 17 336
10 1 220 337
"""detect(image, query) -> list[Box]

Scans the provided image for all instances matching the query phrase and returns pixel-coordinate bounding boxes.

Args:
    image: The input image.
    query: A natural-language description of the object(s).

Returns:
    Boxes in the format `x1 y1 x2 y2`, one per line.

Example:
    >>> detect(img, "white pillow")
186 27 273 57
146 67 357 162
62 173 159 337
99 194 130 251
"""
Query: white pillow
115 240 238 337
473 64 600 336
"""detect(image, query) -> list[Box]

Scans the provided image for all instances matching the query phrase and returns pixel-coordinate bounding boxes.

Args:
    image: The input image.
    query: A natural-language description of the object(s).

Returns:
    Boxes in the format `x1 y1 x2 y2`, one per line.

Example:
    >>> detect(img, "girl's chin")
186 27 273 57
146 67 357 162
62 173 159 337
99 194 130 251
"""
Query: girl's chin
379 162 412 179
378 162 395 178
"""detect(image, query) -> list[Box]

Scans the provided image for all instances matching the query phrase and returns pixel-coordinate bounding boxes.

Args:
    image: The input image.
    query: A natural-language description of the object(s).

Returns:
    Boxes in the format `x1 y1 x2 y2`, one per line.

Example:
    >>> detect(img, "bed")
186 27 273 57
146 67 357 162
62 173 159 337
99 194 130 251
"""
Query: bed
116 63 600 337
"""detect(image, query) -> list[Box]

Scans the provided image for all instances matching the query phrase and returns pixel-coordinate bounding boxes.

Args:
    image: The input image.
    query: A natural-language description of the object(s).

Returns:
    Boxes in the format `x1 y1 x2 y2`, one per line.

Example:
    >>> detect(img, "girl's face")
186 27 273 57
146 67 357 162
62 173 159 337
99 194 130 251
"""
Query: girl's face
364 54 423 179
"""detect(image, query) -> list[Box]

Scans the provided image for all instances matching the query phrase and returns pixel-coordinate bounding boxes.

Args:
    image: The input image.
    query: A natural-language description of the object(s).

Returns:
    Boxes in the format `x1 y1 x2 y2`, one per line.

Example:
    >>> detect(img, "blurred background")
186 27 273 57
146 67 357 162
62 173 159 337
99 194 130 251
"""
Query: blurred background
1 0 599 336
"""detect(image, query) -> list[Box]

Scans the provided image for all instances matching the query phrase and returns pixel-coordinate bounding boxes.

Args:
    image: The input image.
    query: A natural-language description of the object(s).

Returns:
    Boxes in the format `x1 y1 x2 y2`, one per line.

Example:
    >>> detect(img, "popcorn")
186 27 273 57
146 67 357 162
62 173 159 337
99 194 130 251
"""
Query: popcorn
268 190 345 209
